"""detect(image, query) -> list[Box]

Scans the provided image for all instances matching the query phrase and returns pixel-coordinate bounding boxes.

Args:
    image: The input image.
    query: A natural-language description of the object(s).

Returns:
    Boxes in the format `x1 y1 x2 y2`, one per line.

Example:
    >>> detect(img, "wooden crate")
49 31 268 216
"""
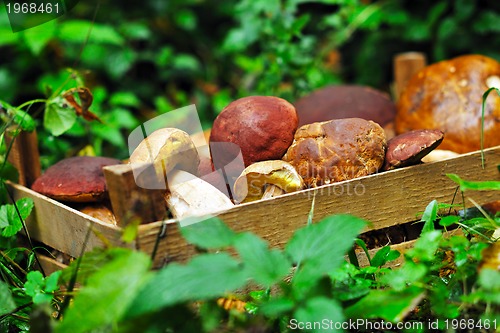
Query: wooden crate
8 146 500 268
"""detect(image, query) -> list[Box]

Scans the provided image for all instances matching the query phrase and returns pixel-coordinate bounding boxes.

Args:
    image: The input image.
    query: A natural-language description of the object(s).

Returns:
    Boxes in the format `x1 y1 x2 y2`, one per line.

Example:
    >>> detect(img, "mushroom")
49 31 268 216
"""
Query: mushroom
232 160 304 203
293 85 396 137
283 118 386 187
396 54 500 153
383 129 444 170
130 128 233 218
31 156 122 202
209 96 298 168
79 204 117 225
129 128 199 188
421 149 460 163
165 170 233 219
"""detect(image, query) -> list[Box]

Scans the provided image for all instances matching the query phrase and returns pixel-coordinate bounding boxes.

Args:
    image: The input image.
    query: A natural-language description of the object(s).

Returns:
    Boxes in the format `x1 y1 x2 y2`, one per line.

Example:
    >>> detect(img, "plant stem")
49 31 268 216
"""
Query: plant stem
17 99 46 111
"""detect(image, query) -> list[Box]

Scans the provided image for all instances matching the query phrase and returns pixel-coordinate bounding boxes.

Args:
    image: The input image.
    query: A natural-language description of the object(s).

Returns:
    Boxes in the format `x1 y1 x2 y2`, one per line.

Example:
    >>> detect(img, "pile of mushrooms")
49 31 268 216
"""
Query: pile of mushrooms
123 91 450 219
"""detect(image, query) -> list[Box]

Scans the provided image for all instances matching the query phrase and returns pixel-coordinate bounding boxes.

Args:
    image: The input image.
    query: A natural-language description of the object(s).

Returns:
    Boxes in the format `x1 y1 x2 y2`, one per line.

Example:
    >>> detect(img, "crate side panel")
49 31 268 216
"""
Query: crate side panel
8 182 129 258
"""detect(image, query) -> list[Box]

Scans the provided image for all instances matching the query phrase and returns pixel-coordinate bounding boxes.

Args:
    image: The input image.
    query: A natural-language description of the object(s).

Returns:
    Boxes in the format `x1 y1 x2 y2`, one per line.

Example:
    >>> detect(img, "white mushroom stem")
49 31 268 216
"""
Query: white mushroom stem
421 149 460 163
165 170 233 219
261 184 285 200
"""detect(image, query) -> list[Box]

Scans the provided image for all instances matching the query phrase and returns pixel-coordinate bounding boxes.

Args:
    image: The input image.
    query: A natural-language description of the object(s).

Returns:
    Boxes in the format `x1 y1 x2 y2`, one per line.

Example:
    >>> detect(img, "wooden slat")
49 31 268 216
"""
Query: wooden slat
103 164 168 226
4 129 41 187
8 182 129 258
8 147 500 267
393 52 427 99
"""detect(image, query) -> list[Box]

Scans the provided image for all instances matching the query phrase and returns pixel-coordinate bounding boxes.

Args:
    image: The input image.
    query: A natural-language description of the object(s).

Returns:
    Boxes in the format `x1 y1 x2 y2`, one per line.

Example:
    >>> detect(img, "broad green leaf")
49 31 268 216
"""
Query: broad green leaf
381 261 427 291
439 215 459 227
294 297 344 333
58 20 124 45
56 249 151 333
44 96 77 136
0 198 34 237
11 109 36 132
406 230 442 262
285 214 366 292
345 286 425 322
259 298 295 318
421 200 438 233
24 270 60 305
0 281 16 316
447 174 500 191
180 217 237 249
235 232 291 288
371 246 400 267
44 271 62 293
22 20 56 55
126 253 248 317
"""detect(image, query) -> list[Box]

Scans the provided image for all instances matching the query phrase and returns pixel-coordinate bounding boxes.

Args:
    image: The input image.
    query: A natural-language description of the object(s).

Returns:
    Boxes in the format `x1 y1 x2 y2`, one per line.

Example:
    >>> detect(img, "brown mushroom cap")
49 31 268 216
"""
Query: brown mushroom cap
294 85 396 127
283 118 386 187
31 156 121 202
395 54 500 153
383 129 444 170
79 204 117 225
209 96 298 167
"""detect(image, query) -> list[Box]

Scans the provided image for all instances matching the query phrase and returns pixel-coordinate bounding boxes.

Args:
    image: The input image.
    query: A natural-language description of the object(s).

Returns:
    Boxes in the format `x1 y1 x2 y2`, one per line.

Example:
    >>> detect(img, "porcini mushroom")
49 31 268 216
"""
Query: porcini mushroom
383 129 444 170
209 96 298 168
129 128 200 187
396 54 500 153
31 156 121 202
283 118 386 187
232 160 304 203
165 170 233 219
294 85 396 128
130 128 233 218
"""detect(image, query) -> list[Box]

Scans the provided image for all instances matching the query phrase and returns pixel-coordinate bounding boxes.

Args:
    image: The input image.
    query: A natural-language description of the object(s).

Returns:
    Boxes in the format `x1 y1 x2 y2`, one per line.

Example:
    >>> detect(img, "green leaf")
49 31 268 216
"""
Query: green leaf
235 232 291 288
22 20 56 55
294 297 344 333
0 281 16 316
180 217 237 249
56 249 151 333
126 253 248 318
12 110 36 132
44 96 77 136
371 246 400 267
407 230 442 262
381 261 428 291
345 286 425 322
447 173 500 191
285 214 366 292
0 198 34 237
58 20 124 45
421 200 438 233
44 271 62 293
439 215 459 227
259 298 295 318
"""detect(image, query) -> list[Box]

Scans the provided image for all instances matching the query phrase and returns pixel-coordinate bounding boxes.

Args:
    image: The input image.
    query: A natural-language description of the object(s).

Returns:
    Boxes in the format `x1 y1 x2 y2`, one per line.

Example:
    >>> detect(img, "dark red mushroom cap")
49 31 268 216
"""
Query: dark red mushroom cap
31 156 121 202
209 96 298 168
383 129 444 171
294 85 396 127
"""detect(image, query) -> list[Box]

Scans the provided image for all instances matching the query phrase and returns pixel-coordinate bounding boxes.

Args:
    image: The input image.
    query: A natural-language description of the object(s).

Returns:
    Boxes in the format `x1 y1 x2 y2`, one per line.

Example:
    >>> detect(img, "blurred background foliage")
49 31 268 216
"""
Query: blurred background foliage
0 0 500 166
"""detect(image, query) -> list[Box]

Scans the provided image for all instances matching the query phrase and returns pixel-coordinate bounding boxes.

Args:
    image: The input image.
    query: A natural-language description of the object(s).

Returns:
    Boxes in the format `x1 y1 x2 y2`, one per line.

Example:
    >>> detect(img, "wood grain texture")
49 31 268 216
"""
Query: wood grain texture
8 146 500 267
103 164 167 226
394 52 427 99
8 182 128 258
5 130 41 187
